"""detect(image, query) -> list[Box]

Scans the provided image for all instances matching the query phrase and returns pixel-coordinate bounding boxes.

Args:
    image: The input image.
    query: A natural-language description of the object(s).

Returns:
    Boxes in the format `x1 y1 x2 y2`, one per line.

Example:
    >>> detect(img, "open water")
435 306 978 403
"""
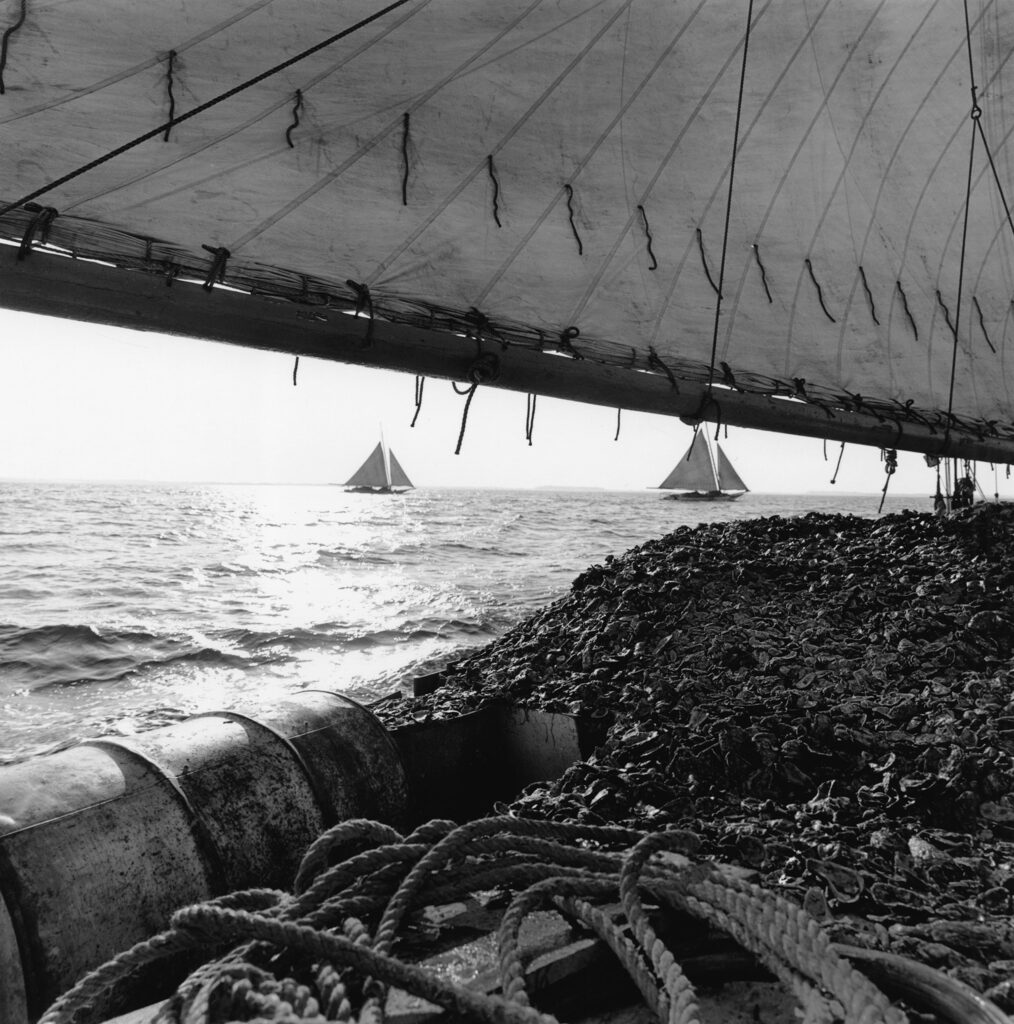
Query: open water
0 482 933 763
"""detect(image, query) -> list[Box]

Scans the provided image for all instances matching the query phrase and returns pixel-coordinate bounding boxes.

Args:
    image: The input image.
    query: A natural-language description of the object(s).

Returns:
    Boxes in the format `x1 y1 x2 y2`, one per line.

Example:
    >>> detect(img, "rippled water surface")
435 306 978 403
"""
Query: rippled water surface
0 482 931 761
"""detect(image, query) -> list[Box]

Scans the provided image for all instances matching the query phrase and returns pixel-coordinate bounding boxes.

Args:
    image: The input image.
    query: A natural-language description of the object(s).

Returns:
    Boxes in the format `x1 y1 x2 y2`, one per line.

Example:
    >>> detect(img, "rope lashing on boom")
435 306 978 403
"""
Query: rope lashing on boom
16 204 57 260
36 816 917 1024
201 245 230 291
451 354 500 455
346 280 375 347
557 327 583 360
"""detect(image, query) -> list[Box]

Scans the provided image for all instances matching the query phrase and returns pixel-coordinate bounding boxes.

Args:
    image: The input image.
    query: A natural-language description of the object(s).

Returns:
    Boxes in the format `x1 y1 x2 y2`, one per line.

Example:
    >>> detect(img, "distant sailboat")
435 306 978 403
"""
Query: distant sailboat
344 439 414 494
656 432 748 502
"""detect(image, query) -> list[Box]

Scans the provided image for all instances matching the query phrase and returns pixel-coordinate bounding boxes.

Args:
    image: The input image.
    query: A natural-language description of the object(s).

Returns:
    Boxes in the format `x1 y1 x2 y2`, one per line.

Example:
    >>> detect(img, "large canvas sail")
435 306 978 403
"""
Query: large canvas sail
657 433 718 492
2 1 1014 461
387 450 413 489
715 444 748 493
344 443 388 488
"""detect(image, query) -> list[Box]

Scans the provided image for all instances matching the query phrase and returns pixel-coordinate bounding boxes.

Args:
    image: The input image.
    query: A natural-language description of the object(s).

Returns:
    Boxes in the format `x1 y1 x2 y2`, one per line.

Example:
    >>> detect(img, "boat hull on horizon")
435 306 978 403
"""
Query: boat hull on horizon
662 490 744 502
344 485 410 494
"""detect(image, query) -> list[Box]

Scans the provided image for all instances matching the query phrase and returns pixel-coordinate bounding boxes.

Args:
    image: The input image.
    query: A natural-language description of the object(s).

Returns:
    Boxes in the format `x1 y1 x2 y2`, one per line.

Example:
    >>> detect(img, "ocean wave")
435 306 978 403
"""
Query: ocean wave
0 623 158 650
1 623 268 693
316 548 394 566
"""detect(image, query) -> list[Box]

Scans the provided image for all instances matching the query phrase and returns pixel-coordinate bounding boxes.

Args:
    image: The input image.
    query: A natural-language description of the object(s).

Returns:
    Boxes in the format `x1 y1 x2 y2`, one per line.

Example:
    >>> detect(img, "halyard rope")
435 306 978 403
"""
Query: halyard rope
37 817 910 1024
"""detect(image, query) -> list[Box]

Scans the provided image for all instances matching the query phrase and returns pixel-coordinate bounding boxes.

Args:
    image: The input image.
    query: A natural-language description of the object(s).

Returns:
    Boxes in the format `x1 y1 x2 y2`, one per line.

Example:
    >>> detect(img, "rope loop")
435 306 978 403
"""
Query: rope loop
36 816 919 1024
557 326 583 360
411 375 425 428
647 347 678 390
17 204 58 260
468 352 501 385
346 279 375 347
200 245 231 291
525 393 537 446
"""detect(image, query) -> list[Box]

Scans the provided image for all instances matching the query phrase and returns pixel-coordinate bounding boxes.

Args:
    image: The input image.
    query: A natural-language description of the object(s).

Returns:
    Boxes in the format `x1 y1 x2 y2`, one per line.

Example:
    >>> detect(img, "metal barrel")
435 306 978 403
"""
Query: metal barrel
0 690 407 1024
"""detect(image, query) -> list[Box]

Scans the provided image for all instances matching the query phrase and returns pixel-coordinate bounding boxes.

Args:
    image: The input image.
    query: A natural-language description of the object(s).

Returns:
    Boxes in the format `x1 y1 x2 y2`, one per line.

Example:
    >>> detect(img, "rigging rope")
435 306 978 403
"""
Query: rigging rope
877 448 897 515
0 0 418 222
411 376 425 428
944 1 982 452
830 442 846 485
703 0 755 404
452 382 478 455
36 817 912 1024
525 393 537 446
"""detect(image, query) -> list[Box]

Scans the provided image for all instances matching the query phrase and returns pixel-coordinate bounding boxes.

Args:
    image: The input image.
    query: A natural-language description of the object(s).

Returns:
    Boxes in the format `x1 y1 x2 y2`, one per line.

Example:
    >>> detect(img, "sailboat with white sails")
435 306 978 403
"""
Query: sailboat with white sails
656 432 748 502
344 437 414 494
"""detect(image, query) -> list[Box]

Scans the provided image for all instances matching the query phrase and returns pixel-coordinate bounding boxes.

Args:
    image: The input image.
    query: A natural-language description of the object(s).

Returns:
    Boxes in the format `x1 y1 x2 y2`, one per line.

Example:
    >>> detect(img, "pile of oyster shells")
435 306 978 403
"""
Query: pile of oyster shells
376 502 1014 1006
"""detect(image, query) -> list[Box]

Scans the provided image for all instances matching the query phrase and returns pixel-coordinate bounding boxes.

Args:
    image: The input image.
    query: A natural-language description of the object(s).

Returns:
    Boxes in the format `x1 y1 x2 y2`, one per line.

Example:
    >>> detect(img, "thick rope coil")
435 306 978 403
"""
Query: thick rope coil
38 818 913 1024
373 816 645 956
172 907 555 1024
619 833 705 1024
294 820 404 895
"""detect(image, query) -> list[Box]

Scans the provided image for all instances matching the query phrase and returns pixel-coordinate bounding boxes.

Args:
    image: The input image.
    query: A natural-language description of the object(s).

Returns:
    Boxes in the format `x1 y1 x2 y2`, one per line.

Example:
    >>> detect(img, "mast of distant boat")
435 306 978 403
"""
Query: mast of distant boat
379 424 392 489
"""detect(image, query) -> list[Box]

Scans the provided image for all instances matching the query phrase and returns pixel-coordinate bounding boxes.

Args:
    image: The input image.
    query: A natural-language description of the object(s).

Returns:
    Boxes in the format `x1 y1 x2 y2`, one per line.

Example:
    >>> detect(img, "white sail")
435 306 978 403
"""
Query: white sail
387 450 413 489
715 444 748 493
2 2 1014 460
344 443 389 488
657 433 718 491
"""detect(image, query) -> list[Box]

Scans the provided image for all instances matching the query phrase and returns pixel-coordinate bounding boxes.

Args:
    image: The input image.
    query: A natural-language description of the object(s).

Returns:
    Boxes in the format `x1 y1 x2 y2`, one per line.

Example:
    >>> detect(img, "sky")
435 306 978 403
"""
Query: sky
2 306 1012 497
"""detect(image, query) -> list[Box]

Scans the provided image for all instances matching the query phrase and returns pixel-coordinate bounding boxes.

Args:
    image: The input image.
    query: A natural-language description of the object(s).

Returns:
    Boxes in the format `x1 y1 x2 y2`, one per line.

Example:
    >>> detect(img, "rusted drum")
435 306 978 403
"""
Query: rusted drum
0 691 407 1024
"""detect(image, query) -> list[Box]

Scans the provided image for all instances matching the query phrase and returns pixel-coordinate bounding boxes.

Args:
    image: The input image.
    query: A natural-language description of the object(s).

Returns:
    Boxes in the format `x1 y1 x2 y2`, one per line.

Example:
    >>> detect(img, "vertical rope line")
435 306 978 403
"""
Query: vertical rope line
163 51 178 142
705 0 755 396
452 383 478 455
614 408 621 442
974 119 1014 246
286 89 304 149
525 393 536 446
944 4 980 449
411 376 425 427
400 112 411 205
830 442 845 484
0 0 27 96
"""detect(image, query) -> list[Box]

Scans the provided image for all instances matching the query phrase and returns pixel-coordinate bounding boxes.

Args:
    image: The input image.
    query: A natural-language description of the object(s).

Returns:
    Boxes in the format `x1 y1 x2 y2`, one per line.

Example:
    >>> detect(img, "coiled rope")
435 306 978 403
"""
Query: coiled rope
38 817 911 1024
